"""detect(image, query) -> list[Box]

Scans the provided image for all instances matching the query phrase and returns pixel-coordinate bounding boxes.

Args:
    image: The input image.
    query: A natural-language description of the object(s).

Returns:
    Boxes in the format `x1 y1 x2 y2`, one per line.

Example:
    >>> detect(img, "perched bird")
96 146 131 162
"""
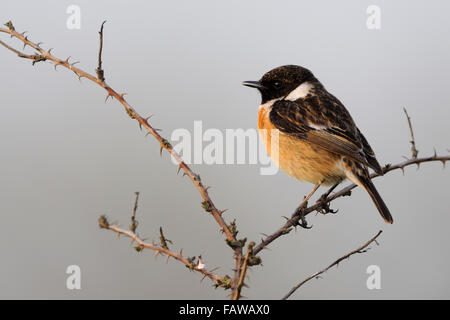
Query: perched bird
243 65 393 224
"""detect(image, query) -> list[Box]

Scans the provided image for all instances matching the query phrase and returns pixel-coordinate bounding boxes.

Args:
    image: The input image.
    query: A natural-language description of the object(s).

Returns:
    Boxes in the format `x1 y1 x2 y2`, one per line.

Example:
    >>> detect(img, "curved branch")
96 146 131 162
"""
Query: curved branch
0 25 235 241
253 154 450 255
282 230 382 300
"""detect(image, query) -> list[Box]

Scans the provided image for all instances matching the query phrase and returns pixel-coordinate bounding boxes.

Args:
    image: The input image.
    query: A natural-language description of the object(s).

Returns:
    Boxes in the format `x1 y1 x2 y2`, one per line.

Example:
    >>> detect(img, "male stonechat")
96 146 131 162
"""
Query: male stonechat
243 65 393 224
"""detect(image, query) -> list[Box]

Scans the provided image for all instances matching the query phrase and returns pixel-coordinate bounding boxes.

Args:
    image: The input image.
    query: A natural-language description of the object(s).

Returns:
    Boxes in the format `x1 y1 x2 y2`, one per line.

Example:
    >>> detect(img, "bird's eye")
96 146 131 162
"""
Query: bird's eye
273 81 281 88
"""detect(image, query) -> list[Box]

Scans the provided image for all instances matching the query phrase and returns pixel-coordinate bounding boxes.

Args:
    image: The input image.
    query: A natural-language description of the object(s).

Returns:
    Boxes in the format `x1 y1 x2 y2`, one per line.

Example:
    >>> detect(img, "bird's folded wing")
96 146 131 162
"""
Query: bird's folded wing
269 99 375 170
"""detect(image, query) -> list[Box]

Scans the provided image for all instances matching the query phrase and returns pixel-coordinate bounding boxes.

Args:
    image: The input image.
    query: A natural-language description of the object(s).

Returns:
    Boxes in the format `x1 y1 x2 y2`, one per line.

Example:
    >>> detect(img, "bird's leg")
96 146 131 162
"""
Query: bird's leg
316 182 339 214
295 182 322 228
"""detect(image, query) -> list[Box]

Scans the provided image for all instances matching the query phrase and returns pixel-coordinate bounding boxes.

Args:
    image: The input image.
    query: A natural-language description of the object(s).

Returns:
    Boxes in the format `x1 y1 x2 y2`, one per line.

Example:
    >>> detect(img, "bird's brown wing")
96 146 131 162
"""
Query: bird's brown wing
269 95 382 174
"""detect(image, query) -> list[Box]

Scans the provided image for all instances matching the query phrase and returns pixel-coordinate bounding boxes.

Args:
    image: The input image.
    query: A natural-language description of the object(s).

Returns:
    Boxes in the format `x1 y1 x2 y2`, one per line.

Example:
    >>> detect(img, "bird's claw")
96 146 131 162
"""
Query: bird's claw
294 208 312 229
315 194 338 215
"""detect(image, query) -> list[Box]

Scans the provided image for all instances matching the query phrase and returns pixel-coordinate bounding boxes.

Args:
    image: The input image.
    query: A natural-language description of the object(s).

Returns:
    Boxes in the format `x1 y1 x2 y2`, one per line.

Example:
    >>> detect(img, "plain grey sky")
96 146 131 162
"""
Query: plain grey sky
1 0 449 299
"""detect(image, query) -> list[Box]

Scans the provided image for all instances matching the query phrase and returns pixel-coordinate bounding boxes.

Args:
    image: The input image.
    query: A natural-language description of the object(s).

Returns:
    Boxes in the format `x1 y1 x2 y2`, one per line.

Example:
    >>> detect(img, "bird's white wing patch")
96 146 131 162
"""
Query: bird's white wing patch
307 122 327 130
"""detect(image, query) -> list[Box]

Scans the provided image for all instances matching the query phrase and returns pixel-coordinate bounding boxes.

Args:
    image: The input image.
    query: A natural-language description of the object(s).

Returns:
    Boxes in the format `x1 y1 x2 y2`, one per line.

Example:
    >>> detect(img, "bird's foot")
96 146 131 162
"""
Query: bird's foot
293 206 312 229
315 194 338 215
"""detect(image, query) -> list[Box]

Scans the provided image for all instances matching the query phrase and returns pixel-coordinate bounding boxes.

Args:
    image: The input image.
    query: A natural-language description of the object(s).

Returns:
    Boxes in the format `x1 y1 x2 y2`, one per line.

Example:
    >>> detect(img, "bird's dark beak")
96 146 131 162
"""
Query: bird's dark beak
242 81 265 90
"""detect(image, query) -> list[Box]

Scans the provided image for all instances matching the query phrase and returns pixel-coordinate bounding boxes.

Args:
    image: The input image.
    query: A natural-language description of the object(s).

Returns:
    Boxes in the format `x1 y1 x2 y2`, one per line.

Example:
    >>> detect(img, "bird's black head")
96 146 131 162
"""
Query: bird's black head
243 65 317 104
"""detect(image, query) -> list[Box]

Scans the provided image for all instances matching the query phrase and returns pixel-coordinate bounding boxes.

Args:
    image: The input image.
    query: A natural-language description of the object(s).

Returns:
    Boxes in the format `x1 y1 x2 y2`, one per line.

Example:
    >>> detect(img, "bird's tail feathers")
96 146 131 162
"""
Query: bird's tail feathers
346 171 393 224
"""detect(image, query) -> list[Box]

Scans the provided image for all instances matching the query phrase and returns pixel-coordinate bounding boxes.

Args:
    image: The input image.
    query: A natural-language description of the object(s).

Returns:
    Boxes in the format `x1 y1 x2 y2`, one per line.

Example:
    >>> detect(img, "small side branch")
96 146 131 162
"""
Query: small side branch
98 215 228 288
159 226 173 249
232 242 258 300
0 38 46 64
282 230 382 300
96 20 106 81
403 108 418 159
129 191 139 233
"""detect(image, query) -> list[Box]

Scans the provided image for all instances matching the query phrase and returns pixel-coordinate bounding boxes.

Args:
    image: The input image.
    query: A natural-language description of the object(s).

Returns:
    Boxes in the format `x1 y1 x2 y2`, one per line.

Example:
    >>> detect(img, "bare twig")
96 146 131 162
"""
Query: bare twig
98 215 228 287
129 192 139 233
159 226 173 250
282 230 383 300
253 154 450 255
232 242 255 300
0 38 46 64
403 108 418 159
96 20 106 81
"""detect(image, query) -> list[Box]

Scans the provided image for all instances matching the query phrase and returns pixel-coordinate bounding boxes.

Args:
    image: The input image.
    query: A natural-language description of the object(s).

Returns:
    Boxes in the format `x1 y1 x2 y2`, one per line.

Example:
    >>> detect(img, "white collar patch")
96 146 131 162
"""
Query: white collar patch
285 82 313 101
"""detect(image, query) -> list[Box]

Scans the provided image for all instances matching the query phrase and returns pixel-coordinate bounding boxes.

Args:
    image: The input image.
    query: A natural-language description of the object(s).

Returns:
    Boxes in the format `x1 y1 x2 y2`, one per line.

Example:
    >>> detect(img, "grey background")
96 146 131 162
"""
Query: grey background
1 0 449 299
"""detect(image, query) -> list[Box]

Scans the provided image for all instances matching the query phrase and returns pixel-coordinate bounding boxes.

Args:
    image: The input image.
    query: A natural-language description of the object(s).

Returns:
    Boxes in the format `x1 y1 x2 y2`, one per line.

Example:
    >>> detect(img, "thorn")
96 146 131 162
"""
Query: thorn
145 131 151 137
22 42 27 50
54 57 69 70
21 31 28 36
442 160 447 169
433 148 438 158
416 162 420 170
179 248 183 256
47 48 53 55
145 115 153 122
205 186 211 192
119 93 127 99
177 165 182 174
154 250 160 259
219 209 228 215
400 167 405 175
36 42 43 48
105 93 113 103
166 255 170 264
160 146 164 156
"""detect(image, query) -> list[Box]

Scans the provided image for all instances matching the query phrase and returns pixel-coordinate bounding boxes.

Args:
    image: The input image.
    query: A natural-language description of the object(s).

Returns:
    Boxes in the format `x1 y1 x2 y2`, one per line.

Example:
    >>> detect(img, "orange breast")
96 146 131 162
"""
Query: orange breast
257 106 344 185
